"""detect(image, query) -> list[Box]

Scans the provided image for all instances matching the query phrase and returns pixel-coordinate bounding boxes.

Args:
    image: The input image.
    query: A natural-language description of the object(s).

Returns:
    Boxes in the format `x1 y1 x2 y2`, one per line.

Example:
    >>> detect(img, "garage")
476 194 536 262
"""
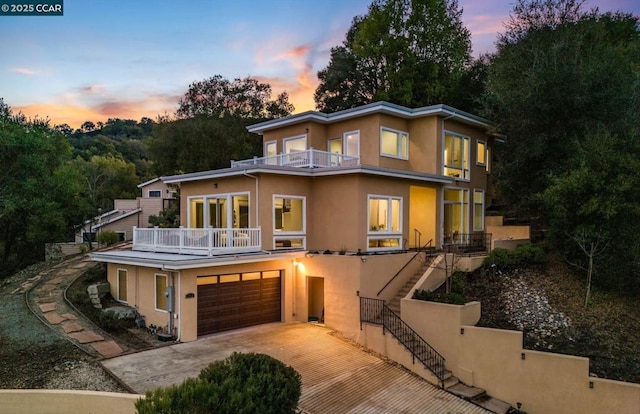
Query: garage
197 270 281 336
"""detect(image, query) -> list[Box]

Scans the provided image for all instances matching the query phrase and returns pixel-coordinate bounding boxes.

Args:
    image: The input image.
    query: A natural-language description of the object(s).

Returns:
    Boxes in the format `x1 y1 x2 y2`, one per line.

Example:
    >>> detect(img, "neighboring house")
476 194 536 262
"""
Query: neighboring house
91 101 509 343
77 178 177 244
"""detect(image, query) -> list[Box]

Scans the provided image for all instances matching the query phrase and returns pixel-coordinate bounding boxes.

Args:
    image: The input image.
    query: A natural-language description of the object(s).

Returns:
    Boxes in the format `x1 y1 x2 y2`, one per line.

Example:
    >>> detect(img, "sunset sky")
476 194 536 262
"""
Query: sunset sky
2 0 638 128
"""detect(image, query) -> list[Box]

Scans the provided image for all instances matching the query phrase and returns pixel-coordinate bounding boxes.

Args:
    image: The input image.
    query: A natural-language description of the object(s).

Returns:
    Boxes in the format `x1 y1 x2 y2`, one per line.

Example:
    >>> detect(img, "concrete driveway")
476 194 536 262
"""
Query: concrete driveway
102 322 489 413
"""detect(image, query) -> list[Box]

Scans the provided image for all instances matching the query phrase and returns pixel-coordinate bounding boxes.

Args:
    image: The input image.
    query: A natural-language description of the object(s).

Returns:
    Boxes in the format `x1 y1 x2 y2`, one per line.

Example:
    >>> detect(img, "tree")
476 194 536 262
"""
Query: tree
483 1 639 216
484 1 640 293
542 128 640 293
314 0 478 112
72 155 139 213
81 121 96 132
176 75 294 119
0 101 88 276
147 116 262 175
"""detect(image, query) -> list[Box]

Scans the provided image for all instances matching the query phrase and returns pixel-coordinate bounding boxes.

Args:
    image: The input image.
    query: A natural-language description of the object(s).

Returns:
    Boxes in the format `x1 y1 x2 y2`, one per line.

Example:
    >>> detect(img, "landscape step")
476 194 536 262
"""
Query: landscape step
447 383 512 414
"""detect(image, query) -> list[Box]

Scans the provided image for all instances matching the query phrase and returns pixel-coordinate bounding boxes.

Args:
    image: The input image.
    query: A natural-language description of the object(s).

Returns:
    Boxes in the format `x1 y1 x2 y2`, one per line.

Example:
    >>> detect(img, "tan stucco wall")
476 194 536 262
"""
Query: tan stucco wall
0 390 140 414
396 298 640 414
107 264 173 333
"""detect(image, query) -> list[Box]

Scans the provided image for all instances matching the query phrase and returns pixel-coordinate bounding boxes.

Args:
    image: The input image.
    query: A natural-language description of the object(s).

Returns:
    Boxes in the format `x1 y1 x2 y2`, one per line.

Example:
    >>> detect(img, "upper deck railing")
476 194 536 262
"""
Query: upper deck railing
133 227 262 256
231 148 359 169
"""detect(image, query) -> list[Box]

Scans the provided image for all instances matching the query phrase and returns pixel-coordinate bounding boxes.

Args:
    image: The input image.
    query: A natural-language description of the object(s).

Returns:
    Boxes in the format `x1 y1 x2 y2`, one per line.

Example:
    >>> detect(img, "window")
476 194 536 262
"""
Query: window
328 137 342 154
283 135 306 153
344 130 359 157
368 195 402 251
265 141 277 165
328 131 359 166
116 231 126 241
444 132 470 180
474 190 485 231
148 190 162 198
273 196 305 250
476 140 486 166
486 147 491 173
117 269 127 303
444 188 469 243
189 193 250 229
155 274 167 312
380 127 408 159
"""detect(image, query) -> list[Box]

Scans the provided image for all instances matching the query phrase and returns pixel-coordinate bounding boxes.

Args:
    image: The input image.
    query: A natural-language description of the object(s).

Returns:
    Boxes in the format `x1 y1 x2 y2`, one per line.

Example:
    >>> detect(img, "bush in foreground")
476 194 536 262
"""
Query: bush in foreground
135 352 301 414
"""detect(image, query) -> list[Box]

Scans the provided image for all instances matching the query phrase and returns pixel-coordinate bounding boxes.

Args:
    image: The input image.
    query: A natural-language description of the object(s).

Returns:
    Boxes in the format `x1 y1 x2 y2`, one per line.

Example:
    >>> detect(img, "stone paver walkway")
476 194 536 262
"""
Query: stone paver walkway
20 253 128 359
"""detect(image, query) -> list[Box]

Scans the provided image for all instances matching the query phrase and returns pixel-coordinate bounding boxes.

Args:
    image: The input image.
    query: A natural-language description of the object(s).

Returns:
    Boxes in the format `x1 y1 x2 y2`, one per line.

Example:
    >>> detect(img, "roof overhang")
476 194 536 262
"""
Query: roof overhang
246 101 492 134
90 249 307 270
161 164 454 185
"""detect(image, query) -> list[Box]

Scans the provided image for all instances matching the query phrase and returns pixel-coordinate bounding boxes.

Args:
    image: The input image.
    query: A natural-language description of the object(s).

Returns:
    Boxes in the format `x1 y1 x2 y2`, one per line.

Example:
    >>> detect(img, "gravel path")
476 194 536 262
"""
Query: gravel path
0 256 128 392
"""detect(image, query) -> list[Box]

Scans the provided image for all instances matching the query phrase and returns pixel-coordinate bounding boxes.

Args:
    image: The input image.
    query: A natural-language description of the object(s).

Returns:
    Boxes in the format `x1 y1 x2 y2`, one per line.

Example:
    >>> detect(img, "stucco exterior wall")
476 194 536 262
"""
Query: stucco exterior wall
0 390 140 414
397 298 640 414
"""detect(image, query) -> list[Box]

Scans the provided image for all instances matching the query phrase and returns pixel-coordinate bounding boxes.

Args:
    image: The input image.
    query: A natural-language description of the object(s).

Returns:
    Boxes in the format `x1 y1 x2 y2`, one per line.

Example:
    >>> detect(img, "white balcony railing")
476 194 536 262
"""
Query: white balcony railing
231 148 359 169
133 227 262 256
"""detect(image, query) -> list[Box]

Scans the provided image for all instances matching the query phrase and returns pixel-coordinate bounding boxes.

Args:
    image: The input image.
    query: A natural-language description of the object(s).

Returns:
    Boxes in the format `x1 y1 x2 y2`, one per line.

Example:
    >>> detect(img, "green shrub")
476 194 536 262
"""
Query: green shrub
443 292 467 305
98 309 128 333
136 352 302 414
512 243 546 265
484 248 514 270
412 289 436 301
451 271 466 295
97 230 120 246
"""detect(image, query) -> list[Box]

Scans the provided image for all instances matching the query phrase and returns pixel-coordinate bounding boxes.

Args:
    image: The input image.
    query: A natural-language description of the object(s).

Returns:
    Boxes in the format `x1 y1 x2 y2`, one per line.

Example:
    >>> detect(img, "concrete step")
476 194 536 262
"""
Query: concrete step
474 396 512 414
447 383 486 401
442 374 459 389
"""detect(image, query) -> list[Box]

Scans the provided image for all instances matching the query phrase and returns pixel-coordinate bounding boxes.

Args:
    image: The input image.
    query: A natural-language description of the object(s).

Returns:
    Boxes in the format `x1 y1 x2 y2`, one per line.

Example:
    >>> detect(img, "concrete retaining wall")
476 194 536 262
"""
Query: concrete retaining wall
0 390 141 414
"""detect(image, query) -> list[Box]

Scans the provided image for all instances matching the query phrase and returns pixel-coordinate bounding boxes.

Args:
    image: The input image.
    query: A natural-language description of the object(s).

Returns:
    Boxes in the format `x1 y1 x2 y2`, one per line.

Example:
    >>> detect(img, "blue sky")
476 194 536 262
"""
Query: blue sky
1 0 638 128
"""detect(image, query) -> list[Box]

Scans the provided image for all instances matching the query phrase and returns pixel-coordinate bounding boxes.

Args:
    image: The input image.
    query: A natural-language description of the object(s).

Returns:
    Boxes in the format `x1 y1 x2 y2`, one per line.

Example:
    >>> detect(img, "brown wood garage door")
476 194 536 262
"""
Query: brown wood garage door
197 270 281 336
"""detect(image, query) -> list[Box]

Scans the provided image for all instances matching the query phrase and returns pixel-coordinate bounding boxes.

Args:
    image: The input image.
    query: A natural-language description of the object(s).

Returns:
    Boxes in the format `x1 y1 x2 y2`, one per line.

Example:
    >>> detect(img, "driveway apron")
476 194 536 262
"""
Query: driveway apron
102 322 490 414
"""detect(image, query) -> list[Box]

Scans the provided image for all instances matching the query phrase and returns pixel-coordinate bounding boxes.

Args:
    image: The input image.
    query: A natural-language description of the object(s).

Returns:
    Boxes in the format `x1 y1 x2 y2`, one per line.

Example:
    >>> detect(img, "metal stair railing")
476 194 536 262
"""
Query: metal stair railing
360 297 446 383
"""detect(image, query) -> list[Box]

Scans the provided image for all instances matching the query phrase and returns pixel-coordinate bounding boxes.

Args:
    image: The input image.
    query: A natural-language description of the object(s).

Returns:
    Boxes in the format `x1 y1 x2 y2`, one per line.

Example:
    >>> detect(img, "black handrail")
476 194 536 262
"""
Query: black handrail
376 238 433 297
360 297 446 382
442 233 492 254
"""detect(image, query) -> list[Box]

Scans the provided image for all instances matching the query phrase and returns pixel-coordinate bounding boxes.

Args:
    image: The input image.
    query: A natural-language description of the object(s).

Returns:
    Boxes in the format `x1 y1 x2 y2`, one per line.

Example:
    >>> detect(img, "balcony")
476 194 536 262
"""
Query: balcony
133 227 262 256
231 148 359 169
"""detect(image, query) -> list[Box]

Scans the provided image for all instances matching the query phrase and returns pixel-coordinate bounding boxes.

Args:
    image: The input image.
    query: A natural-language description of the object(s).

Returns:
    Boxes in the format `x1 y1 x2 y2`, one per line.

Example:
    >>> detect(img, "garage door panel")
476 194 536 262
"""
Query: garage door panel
197 272 281 336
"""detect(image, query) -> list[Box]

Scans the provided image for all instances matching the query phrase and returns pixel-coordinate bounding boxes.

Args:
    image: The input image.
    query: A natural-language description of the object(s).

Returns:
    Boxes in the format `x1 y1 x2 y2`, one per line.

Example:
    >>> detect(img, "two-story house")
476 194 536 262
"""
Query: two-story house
91 101 500 343
76 178 177 244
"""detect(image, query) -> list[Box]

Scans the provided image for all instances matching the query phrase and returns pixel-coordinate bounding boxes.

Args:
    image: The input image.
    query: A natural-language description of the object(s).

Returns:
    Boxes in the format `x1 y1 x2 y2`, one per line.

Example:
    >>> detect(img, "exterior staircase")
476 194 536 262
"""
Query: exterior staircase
387 254 434 314
363 251 513 414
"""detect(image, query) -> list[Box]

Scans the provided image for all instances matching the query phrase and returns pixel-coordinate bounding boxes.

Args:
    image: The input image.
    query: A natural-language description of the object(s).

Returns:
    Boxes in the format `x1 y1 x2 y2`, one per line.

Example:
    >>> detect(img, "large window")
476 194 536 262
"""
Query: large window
368 195 402 250
380 127 408 159
444 132 470 180
283 135 306 153
273 195 305 249
155 274 167 312
189 193 249 229
444 188 469 243
117 269 127 303
476 140 486 166
473 190 485 231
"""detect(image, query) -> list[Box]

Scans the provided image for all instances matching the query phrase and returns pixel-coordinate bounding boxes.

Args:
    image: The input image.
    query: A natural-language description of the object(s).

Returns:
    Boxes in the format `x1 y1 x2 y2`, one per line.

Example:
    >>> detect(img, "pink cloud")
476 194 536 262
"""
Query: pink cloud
11 67 38 75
